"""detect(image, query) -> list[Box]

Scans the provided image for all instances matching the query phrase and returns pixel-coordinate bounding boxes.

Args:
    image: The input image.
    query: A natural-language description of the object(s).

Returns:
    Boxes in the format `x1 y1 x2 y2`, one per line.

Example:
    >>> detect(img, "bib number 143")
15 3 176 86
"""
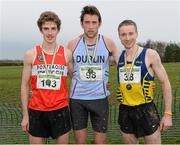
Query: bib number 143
37 77 61 90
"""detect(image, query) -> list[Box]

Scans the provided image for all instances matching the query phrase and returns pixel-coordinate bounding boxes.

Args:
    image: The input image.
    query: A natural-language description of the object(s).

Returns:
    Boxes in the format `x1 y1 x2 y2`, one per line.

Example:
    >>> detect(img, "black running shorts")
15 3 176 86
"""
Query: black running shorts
118 102 160 137
70 98 109 133
29 106 71 139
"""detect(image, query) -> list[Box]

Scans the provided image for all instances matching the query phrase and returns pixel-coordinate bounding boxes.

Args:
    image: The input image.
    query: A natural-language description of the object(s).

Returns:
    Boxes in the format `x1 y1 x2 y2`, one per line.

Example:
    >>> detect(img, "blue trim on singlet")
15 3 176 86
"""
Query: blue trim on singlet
71 79 77 97
102 35 110 53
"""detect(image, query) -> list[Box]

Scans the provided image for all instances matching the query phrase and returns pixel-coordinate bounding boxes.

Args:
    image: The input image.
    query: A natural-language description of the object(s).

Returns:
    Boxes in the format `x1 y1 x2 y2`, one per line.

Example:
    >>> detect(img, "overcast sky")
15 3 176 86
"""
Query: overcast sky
0 0 180 60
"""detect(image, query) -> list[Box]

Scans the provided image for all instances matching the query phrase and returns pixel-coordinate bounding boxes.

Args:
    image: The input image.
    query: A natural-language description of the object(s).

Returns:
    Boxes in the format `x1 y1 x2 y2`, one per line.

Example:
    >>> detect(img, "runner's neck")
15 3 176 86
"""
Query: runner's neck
83 34 98 45
125 45 139 61
41 42 57 54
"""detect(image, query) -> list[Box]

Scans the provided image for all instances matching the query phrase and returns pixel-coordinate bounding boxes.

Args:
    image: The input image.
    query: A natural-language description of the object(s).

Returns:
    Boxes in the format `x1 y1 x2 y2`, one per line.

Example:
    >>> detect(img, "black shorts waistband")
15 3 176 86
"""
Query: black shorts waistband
120 101 154 108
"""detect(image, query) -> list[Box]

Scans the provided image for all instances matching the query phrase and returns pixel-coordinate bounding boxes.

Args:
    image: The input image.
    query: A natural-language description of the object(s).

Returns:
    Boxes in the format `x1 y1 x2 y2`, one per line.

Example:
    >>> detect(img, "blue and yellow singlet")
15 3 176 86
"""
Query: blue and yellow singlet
117 47 154 106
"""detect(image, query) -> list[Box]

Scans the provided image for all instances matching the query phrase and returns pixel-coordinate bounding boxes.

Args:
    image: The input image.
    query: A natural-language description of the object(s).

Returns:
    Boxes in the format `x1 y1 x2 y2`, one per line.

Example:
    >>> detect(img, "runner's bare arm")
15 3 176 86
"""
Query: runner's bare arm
65 47 73 77
147 49 172 130
21 49 34 132
103 36 120 65
67 36 81 77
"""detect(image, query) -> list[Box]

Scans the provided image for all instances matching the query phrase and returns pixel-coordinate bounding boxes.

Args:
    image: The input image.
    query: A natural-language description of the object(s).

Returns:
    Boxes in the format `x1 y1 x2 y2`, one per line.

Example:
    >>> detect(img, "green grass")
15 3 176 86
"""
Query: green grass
0 66 22 103
154 63 180 92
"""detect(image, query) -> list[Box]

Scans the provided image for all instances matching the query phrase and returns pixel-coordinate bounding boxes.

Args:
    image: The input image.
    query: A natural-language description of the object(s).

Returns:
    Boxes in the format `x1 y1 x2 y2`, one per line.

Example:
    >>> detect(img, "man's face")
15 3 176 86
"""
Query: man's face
81 14 101 39
41 21 59 44
118 25 138 49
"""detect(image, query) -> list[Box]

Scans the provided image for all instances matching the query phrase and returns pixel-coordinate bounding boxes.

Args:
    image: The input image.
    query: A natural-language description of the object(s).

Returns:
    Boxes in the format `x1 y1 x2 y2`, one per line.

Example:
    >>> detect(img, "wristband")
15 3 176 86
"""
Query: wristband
164 111 172 116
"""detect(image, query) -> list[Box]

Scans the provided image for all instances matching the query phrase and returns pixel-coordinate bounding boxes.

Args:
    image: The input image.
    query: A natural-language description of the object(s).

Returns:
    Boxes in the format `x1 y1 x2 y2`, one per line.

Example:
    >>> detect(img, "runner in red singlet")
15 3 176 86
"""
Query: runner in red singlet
21 11 72 144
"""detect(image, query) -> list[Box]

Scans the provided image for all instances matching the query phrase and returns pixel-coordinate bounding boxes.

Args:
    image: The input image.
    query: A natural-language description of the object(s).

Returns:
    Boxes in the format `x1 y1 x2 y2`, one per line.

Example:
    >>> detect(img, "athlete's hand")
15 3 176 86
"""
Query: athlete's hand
107 81 111 89
29 90 33 97
160 115 172 131
21 115 29 133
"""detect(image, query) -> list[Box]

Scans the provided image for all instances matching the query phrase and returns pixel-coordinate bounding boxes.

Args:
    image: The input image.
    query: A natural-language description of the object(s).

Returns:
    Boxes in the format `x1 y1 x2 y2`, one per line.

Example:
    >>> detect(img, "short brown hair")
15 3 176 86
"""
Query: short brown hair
80 5 102 23
118 20 137 32
37 11 61 31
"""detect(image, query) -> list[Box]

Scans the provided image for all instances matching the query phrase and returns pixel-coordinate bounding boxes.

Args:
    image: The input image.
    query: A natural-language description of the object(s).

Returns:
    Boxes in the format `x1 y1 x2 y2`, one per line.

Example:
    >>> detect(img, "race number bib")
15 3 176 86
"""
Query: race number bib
80 65 102 81
119 66 141 83
37 75 61 90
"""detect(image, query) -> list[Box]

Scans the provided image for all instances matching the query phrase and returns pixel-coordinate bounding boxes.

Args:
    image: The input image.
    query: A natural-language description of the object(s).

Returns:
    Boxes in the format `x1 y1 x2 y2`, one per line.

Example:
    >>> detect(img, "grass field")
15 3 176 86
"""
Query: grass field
0 63 180 143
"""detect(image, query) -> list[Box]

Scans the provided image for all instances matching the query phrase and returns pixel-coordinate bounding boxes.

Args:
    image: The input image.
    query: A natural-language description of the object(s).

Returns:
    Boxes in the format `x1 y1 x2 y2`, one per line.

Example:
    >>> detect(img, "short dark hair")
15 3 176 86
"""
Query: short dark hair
80 5 102 23
118 20 137 32
37 11 61 31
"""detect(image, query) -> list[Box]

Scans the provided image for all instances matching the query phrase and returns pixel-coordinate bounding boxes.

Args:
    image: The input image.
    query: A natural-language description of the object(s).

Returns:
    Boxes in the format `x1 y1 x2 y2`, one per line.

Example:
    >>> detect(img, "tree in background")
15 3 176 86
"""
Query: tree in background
138 39 167 61
164 43 180 62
